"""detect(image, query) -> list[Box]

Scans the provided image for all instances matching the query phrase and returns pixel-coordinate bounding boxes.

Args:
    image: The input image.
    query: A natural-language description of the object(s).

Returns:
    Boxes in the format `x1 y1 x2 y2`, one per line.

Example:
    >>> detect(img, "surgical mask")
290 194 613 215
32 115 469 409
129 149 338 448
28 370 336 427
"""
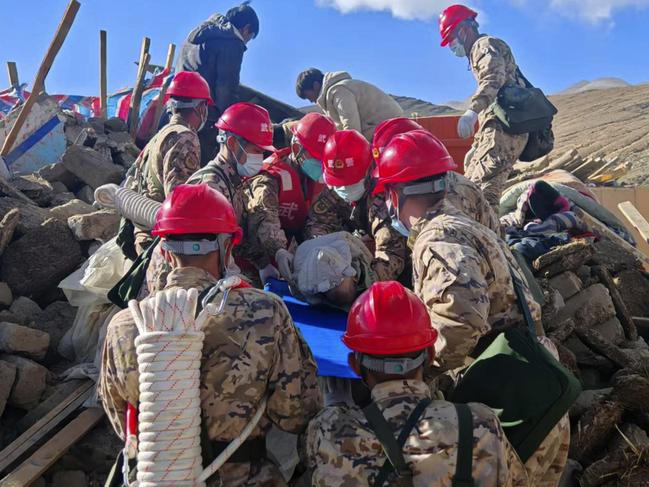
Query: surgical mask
450 38 466 58
233 139 264 177
301 158 323 182
334 180 366 203
386 195 410 237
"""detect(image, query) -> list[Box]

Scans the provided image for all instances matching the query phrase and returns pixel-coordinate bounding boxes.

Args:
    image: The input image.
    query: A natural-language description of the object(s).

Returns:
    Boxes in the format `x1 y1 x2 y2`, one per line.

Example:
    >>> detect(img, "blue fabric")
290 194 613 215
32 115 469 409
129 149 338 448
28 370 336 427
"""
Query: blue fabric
265 278 356 379
506 230 570 262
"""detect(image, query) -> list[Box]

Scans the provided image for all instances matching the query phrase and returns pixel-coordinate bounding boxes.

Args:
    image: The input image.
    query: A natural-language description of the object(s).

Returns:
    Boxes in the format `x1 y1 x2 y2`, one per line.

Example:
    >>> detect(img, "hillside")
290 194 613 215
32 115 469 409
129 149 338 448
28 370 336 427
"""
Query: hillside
557 77 631 95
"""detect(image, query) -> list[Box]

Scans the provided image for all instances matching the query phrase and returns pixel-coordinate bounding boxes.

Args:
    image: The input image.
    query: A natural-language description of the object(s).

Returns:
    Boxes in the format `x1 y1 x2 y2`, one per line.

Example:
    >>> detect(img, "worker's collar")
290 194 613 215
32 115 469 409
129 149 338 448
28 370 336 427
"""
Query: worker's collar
165 266 218 291
233 26 246 44
406 199 457 250
216 152 243 187
370 379 431 405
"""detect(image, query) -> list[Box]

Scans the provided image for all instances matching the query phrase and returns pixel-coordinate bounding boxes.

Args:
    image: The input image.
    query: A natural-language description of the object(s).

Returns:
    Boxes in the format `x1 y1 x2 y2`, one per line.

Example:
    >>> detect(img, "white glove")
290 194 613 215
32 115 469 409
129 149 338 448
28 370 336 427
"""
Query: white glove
94 183 119 209
275 249 295 280
259 264 279 284
457 109 478 139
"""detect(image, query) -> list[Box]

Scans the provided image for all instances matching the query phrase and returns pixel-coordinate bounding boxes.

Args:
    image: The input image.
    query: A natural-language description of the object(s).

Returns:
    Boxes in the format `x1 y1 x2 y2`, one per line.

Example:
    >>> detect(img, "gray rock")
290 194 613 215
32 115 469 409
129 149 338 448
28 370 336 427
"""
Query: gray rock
36 301 76 363
50 181 69 194
558 284 616 327
75 185 95 205
0 310 20 323
0 354 48 409
0 282 12 307
38 162 81 190
570 388 613 419
594 317 625 346
0 359 17 416
61 145 124 190
0 198 50 236
548 271 583 300
49 191 77 207
558 459 582 487
49 199 95 221
0 322 50 360
104 117 128 132
68 209 119 242
10 174 55 207
0 208 19 256
9 297 42 324
51 470 88 487
0 218 84 298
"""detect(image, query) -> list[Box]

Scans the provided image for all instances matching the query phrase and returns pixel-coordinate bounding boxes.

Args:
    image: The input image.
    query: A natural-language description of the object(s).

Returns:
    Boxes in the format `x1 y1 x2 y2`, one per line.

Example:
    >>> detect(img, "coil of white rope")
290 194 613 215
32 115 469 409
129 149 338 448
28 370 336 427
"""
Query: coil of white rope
129 278 266 486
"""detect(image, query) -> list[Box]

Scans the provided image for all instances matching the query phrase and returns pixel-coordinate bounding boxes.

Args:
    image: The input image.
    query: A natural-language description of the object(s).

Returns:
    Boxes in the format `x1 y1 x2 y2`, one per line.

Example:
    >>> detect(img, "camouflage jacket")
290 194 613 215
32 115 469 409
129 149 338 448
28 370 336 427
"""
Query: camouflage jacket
99 266 322 484
410 200 542 371
469 36 526 122
306 379 530 486
305 187 407 282
446 171 501 234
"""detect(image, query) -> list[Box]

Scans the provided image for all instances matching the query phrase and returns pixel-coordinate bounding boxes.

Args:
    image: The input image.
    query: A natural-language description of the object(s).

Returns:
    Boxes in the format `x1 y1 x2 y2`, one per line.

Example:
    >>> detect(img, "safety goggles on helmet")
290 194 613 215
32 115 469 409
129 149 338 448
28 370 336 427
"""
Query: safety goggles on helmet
359 351 428 375
167 98 207 110
387 176 448 209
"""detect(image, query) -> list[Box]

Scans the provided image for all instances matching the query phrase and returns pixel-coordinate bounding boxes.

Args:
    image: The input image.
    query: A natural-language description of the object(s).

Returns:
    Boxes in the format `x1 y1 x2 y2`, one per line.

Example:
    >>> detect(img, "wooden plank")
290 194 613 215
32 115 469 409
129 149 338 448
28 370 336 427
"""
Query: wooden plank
99 30 108 120
0 380 94 474
148 43 176 138
618 201 649 244
0 408 104 487
6 62 19 86
128 37 151 139
0 0 81 157
589 157 619 180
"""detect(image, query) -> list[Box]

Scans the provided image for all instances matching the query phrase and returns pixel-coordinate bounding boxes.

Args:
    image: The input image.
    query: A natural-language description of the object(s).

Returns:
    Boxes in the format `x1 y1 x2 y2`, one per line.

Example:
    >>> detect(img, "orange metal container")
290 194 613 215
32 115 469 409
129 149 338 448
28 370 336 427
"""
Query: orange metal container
413 115 475 174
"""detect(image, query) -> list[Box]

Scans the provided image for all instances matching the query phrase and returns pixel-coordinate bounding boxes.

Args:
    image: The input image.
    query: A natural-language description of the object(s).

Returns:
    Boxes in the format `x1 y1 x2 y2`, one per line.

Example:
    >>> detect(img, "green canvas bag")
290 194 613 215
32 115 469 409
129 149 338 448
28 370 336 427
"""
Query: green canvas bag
450 268 581 463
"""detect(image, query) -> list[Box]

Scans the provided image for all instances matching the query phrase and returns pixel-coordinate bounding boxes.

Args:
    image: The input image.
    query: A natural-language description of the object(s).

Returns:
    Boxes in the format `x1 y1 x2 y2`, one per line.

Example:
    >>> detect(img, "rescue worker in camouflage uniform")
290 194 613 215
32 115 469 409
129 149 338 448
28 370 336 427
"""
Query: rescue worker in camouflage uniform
375 129 569 487
306 280 530 486
126 71 209 253
99 184 321 486
305 129 407 282
145 101 276 293
372 117 501 234
440 5 529 207
243 112 336 282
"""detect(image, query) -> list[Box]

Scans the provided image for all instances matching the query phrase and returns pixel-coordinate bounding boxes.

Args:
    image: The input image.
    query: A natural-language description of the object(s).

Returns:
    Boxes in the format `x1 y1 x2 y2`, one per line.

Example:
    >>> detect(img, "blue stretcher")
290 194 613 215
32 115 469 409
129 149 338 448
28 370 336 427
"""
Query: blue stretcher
265 278 356 379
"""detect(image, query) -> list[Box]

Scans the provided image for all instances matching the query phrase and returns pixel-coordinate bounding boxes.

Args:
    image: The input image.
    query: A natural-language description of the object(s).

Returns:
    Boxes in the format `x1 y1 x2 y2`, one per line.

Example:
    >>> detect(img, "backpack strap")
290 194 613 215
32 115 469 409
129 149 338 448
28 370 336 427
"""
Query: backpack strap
452 403 476 487
509 265 537 336
515 67 534 89
363 398 431 487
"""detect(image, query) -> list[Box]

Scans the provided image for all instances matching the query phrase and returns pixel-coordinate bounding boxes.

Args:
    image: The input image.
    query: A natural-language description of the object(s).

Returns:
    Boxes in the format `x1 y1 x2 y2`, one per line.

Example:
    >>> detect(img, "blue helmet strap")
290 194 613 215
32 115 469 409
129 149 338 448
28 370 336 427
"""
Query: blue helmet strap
360 351 427 375
161 239 220 256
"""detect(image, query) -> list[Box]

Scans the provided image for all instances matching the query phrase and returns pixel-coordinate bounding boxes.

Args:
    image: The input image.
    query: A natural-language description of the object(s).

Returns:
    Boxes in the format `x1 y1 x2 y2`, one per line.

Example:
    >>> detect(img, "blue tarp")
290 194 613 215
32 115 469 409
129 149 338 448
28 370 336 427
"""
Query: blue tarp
265 278 356 379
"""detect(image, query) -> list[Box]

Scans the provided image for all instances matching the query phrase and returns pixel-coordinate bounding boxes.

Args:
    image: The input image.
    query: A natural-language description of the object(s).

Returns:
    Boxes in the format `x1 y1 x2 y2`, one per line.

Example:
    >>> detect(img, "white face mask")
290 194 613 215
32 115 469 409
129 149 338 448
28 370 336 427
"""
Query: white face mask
334 180 366 203
450 38 466 57
233 139 264 177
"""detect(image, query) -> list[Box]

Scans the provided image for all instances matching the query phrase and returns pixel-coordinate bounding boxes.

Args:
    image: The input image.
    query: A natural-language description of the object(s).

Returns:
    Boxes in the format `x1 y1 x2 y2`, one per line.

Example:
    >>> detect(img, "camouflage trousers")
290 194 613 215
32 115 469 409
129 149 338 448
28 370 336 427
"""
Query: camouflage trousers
465 119 529 207
525 414 570 487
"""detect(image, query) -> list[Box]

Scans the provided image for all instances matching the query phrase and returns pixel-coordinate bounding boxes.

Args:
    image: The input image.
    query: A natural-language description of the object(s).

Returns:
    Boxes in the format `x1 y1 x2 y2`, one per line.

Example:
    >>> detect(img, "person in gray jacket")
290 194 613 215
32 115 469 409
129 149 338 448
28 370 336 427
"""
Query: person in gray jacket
177 2 259 162
296 69 403 141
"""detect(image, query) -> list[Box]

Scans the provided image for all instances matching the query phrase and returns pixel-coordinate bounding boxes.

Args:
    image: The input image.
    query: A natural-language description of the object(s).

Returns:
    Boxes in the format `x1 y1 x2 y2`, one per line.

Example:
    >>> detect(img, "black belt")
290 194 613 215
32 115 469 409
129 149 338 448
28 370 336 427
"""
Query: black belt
211 437 266 464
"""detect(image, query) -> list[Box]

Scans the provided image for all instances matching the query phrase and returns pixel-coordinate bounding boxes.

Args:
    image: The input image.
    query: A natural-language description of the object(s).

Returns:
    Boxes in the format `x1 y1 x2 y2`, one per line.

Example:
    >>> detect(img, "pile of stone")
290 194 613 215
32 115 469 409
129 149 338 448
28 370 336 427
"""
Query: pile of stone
533 238 649 486
0 114 138 447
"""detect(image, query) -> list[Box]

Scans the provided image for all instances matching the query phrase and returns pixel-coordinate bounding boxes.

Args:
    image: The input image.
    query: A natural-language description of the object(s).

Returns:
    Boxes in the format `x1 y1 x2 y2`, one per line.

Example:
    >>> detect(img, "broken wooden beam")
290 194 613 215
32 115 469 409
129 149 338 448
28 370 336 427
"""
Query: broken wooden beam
618 201 649 244
6 62 19 87
128 37 151 139
148 43 176 139
0 408 104 487
99 30 108 119
0 379 94 474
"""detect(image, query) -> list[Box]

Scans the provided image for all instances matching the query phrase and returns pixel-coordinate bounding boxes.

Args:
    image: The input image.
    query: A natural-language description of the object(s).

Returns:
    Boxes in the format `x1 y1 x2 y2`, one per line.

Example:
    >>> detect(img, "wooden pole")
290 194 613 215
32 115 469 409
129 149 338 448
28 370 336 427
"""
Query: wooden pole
99 30 108 119
148 43 176 138
0 0 81 158
128 37 151 139
6 62 19 87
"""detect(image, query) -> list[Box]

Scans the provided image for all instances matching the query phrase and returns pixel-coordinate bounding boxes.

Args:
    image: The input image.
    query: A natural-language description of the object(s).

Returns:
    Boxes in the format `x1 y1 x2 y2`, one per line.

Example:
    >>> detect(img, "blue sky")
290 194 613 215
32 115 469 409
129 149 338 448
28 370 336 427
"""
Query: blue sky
1 0 647 107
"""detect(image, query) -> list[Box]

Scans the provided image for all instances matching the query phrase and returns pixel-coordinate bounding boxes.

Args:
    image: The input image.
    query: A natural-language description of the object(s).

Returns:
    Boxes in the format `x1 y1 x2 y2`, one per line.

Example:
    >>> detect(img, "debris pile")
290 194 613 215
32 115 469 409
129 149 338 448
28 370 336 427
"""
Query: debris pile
512 211 649 485
0 112 137 484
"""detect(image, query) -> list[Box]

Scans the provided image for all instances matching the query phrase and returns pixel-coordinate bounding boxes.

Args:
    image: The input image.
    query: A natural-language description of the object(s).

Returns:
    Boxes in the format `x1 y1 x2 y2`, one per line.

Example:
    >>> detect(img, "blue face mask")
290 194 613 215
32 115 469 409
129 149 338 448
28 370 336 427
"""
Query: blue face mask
386 197 410 237
301 158 323 182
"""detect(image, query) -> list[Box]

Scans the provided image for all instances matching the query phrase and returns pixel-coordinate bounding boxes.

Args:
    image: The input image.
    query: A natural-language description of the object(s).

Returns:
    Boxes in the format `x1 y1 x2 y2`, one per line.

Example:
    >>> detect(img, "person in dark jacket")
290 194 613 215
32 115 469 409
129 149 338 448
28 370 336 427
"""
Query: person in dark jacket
177 2 260 163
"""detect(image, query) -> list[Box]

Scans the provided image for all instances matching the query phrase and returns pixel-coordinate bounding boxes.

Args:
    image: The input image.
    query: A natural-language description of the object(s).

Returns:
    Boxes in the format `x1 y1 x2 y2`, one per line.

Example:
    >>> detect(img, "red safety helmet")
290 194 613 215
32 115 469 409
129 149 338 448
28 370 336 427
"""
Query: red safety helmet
291 113 336 161
152 183 243 244
439 4 478 47
215 102 276 151
371 117 425 161
322 130 372 187
166 72 214 105
343 281 437 355
373 130 456 195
